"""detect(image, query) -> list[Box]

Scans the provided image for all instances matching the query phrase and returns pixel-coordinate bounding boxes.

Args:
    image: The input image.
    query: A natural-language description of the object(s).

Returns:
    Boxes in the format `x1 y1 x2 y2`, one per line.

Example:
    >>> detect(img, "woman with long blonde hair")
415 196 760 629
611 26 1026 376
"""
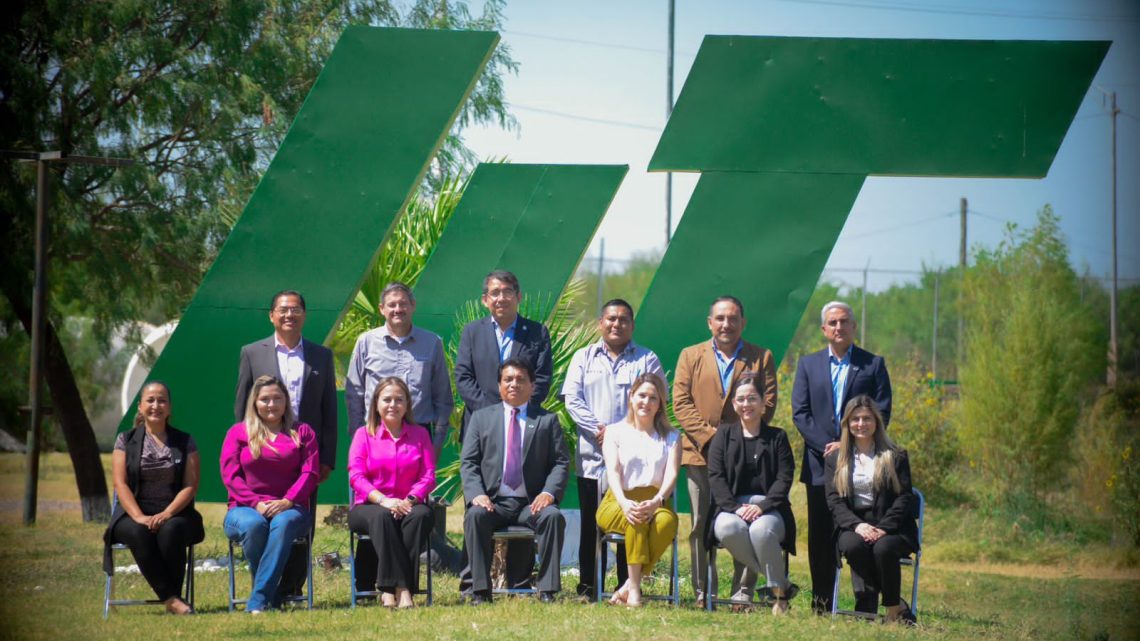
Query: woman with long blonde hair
824 395 918 624
595 373 681 607
220 375 318 613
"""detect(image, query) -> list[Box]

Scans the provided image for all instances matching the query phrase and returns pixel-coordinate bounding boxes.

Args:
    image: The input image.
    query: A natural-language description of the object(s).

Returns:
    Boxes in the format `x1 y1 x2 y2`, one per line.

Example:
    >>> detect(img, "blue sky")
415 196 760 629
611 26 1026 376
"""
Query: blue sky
462 0 1139 292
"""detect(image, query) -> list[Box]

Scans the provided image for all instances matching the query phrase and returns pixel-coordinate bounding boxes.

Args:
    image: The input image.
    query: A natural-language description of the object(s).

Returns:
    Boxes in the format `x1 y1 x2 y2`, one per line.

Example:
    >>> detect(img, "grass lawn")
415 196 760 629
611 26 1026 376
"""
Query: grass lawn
0 453 1137 641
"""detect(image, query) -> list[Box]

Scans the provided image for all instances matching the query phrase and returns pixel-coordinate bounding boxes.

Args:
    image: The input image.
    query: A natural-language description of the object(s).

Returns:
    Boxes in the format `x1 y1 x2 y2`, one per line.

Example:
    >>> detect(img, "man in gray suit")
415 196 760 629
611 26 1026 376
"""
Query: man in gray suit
234 290 336 596
234 290 337 476
461 357 569 605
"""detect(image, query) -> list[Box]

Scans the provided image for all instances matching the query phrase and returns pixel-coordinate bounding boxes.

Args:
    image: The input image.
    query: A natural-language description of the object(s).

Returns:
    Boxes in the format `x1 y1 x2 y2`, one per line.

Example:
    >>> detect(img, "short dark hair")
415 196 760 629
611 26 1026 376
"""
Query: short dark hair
600 298 634 318
270 290 307 311
483 270 520 295
498 357 535 383
381 281 415 305
709 295 744 318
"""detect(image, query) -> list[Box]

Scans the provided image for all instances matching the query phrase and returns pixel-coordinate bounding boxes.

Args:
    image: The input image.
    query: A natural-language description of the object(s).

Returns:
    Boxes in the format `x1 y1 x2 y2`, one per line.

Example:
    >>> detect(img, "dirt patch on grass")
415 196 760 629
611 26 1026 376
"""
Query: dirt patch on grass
926 560 1140 581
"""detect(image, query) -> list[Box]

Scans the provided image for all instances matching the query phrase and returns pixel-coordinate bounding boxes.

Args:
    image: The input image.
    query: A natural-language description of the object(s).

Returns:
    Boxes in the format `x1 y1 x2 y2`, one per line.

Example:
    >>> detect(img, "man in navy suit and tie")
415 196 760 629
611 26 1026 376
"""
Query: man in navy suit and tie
791 300 892 614
461 358 569 605
454 270 554 595
454 270 553 434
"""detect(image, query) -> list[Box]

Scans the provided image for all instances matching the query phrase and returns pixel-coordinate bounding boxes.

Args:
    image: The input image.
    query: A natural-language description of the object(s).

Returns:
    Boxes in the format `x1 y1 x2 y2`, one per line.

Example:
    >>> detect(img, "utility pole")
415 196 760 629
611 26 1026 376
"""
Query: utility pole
861 261 869 347
596 238 606 312
665 0 675 245
1108 91 1119 389
932 271 940 381
2 149 133 525
958 197 967 372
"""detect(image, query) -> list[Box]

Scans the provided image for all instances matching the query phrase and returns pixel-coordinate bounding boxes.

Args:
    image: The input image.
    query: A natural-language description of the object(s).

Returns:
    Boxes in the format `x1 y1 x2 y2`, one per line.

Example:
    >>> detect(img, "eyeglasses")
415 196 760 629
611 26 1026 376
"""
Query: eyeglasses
274 306 305 316
484 288 517 300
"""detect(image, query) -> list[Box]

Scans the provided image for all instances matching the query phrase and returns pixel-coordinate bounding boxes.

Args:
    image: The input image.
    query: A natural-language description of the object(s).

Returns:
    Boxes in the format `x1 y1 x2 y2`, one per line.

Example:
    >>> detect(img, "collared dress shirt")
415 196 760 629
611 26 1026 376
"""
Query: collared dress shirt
274 336 305 419
712 339 744 398
492 316 518 363
829 346 852 433
345 325 454 439
561 340 665 480
346 420 436 505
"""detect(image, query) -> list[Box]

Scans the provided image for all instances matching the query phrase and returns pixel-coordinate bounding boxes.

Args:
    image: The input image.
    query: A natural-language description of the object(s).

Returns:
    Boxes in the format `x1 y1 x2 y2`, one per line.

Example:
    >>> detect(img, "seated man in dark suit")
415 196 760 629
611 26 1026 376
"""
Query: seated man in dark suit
461 358 569 605
454 269 553 593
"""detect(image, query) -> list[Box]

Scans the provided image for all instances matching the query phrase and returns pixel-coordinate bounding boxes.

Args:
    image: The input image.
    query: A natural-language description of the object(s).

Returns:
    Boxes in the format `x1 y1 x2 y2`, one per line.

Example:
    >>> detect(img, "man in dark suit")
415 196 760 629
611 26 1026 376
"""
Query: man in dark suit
454 270 553 437
461 358 569 605
791 300 892 614
454 270 553 593
234 290 336 596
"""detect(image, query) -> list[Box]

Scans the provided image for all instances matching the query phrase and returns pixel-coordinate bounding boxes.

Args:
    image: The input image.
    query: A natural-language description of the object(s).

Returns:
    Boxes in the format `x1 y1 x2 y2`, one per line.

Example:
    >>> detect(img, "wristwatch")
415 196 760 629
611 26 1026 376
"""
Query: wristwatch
406 495 419 505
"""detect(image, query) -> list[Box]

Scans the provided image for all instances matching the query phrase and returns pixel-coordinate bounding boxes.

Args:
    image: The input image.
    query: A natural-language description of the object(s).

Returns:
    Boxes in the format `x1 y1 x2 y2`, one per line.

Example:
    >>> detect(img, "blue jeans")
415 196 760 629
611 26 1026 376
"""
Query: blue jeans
224 506 309 611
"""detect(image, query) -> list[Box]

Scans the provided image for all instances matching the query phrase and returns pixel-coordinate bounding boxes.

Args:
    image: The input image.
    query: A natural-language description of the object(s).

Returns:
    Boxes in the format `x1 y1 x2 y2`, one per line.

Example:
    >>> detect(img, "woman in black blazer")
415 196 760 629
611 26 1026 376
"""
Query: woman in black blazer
706 375 798 614
824 394 918 624
103 381 204 615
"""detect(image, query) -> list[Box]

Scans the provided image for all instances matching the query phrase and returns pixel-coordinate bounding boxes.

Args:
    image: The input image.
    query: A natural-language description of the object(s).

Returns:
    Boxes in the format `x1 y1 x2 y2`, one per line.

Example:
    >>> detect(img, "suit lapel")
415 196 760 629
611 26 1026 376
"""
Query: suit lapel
262 337 284 380
521 410 539 459
488 409 506 489
842 346 862 402
816 349 835 422
300 338 314 404
509 317 528 360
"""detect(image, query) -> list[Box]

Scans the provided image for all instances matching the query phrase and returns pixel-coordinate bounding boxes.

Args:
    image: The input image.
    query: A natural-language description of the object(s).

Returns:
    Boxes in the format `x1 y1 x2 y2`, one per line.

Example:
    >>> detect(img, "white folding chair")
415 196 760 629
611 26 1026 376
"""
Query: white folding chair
831 487 925 619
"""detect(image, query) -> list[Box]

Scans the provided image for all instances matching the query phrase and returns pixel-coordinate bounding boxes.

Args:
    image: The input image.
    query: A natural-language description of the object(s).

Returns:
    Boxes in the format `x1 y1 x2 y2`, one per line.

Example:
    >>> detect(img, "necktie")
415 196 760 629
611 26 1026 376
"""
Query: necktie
503 408 523 490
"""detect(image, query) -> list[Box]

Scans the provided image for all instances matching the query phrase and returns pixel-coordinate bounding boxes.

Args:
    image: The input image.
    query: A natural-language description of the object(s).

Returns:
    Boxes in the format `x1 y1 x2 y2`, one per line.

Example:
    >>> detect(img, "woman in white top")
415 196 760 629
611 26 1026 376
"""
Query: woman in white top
596 373 681 607
824 394 919 624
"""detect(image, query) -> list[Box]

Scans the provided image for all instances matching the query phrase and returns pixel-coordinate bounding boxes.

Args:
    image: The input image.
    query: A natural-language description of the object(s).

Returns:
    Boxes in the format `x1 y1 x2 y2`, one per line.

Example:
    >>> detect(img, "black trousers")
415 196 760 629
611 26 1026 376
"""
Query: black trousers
576 476 627 595
349 503 433 592
837 531 913 612
463 496 565 595
110 514 196 601
805 483 837 611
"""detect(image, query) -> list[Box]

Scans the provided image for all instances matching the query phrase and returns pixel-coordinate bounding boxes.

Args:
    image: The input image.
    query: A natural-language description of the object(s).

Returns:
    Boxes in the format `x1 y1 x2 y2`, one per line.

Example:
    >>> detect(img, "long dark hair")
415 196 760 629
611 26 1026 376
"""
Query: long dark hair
132 381 173 429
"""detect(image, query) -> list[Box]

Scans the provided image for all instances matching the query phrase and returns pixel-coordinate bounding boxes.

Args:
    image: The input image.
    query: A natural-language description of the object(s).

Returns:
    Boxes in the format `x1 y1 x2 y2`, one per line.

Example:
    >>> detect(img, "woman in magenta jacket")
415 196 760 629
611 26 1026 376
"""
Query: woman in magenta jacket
347 376 435 608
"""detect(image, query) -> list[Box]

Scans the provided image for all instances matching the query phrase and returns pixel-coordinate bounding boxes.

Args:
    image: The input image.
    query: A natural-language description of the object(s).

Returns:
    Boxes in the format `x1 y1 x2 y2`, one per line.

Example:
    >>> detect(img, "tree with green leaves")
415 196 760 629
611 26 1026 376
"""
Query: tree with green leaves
958 206 1102 502
0 0 516 521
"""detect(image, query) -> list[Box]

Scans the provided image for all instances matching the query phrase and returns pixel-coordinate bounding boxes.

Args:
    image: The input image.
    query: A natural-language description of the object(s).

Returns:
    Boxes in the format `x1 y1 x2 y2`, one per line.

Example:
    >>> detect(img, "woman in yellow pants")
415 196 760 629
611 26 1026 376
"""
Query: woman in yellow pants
596 373 681 606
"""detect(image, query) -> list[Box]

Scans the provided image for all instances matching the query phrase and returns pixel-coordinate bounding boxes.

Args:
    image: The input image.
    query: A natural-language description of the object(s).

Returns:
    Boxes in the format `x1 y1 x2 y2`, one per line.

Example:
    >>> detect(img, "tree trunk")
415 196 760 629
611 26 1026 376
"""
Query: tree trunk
0 242 110 523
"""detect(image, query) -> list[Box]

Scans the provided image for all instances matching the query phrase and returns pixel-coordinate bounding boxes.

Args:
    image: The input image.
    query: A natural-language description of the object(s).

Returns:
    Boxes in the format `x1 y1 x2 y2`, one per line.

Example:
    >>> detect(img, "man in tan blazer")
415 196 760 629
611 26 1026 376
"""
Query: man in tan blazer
672 295 777 605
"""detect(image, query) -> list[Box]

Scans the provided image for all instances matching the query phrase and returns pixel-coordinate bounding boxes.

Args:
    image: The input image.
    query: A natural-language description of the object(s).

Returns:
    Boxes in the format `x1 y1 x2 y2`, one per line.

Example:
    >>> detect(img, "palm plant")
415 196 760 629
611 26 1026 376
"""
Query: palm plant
330 174 467 377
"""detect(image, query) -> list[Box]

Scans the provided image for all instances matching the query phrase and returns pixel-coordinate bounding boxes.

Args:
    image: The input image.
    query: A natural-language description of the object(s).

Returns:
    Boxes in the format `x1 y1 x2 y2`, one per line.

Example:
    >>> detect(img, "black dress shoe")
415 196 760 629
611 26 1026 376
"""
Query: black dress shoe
538 591 557 603
470 592 493 606
897 599 918 626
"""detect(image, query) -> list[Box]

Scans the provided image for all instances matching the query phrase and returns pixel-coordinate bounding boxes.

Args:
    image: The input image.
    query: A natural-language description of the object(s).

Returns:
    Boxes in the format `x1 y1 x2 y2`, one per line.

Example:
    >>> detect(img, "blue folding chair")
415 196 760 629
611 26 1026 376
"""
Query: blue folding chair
103 542 194 619
831 487 925 619
227 534 313 611
594 490 681 606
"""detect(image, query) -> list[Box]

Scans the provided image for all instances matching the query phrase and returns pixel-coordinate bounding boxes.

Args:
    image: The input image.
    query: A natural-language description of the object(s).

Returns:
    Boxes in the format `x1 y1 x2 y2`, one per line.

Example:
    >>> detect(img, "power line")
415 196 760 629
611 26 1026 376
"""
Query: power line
511 104 662 131
503 29 699 58
779 0 1140 22
843 210 956 240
